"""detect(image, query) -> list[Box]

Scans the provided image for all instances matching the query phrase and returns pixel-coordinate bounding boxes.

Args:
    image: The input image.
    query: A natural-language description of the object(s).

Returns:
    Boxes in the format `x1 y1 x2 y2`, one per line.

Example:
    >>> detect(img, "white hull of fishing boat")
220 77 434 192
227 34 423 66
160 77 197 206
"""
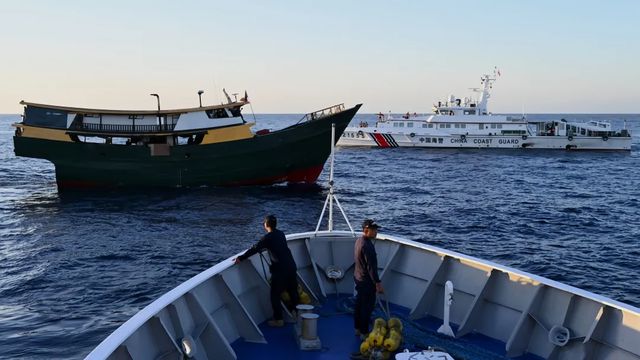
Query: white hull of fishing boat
85 230 640 360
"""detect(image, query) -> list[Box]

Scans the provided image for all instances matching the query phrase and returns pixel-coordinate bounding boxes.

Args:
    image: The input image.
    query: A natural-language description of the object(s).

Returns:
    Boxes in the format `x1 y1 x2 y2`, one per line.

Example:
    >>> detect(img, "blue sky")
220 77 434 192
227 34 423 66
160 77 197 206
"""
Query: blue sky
1 0 638 113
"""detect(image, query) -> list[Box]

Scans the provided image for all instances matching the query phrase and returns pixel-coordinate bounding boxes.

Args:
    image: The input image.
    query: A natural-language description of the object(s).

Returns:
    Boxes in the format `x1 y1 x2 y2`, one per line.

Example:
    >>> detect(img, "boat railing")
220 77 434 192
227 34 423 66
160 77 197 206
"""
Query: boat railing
297 103 346 124
75 122 177 134
506 116 526 122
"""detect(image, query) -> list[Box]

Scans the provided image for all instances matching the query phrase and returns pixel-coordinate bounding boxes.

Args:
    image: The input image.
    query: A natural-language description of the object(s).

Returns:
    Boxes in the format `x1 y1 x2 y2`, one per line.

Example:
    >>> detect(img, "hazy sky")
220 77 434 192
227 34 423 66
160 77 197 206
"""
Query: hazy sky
1 1 638 114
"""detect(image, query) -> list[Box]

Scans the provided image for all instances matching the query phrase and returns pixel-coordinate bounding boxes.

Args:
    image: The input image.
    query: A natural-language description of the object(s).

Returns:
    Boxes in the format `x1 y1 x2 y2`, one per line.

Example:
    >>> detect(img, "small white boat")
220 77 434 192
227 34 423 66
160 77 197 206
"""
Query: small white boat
338 70 632 150
86 127 640 360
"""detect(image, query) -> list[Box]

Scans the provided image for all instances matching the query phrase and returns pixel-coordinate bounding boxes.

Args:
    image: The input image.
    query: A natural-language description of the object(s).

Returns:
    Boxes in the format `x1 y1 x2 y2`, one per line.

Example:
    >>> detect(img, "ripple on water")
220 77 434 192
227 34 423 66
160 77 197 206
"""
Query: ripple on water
1 114 640 359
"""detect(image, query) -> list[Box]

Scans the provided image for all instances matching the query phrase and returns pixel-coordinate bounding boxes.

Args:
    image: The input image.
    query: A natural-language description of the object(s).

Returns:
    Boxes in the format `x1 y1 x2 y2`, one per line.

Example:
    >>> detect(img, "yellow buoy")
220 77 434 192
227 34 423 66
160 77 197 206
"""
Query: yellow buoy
360 340 370 355
383 329 401 352
388 317 403 332
372 331 384 347
299 292 311 304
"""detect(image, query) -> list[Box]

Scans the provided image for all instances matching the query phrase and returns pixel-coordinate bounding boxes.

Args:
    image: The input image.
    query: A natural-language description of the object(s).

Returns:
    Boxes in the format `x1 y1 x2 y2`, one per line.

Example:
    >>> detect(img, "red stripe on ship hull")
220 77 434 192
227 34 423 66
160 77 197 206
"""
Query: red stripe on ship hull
224 164 325 186
372 133 391 148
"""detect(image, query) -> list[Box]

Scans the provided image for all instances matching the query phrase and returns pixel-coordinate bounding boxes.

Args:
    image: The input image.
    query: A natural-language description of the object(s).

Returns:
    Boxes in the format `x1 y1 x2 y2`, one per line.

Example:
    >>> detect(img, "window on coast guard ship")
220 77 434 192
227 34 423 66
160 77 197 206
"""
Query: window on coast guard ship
440 124 445 128
407 122 414 128
399 122 405 127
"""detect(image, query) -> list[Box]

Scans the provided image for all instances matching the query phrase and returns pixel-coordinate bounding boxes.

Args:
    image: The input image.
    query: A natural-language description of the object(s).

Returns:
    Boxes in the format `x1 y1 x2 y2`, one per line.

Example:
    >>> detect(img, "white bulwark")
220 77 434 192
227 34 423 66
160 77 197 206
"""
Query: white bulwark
338 70 631 150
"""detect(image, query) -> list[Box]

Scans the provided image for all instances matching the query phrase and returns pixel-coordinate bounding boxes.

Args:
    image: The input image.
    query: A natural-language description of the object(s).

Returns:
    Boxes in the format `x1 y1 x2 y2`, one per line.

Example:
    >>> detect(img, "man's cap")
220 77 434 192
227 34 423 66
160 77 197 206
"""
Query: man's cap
362 219 380 229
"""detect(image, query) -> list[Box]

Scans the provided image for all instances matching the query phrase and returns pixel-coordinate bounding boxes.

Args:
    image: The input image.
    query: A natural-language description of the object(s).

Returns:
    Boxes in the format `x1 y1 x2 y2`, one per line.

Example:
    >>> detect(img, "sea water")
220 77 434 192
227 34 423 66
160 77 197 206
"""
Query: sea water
0 113 639 359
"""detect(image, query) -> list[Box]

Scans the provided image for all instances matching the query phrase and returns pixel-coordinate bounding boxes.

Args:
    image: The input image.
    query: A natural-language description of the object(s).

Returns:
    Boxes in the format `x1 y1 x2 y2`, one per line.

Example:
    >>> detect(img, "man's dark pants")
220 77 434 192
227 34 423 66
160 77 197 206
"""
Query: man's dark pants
270 269 299 320
354 281 376 334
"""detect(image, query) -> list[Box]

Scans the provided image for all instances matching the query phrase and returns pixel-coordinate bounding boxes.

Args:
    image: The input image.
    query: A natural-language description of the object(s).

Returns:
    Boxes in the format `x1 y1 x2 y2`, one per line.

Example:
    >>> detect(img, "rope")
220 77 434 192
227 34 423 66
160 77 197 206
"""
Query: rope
249 103 257 124
377 294 390 320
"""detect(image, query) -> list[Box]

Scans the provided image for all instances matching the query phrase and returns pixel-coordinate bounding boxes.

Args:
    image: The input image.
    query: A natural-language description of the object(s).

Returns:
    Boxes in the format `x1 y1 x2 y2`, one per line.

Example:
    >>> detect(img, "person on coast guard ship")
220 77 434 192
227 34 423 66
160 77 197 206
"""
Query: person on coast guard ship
234 215 299 327
353 219 385 337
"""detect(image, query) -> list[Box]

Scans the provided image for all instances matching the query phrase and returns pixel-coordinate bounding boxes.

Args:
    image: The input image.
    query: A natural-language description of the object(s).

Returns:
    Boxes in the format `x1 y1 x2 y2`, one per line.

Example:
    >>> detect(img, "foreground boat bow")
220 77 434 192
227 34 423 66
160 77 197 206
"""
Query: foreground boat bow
84 126 640 359
85 231 640 360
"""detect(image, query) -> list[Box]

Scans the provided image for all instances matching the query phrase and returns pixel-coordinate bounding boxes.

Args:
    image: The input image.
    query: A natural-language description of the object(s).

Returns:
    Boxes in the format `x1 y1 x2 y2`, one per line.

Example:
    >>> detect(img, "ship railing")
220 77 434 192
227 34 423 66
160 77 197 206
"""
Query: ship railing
76 122 177 133
297 103 346 124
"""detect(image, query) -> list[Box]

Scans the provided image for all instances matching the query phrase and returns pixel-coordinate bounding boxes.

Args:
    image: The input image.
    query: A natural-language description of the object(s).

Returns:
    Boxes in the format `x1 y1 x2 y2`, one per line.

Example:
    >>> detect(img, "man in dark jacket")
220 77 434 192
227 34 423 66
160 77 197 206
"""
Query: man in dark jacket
353 219 385 336
234 215 299 327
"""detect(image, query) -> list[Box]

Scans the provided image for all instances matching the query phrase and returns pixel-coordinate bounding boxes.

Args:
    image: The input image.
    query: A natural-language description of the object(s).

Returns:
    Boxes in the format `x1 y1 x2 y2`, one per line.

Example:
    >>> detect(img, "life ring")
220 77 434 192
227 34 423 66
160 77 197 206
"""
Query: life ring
357 130 364 138
410 133 415 138
568 136 573 141
602 136 608 141
522 135 527 140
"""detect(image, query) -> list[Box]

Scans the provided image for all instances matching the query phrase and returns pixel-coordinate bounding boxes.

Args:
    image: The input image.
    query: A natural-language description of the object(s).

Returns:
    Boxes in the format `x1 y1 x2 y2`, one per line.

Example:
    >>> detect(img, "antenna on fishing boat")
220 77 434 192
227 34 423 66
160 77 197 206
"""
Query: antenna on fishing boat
315 123 355 235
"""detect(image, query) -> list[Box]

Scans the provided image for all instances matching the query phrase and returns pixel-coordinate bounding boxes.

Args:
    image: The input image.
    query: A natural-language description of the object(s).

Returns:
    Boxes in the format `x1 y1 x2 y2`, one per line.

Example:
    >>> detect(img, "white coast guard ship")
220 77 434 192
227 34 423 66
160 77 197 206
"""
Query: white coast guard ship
338 71 632 150
84 126 640 360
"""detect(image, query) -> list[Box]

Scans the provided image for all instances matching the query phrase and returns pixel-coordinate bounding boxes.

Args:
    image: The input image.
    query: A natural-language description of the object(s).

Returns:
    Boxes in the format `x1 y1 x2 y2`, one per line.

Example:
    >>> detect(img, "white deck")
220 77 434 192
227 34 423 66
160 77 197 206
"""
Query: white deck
86 231 640 360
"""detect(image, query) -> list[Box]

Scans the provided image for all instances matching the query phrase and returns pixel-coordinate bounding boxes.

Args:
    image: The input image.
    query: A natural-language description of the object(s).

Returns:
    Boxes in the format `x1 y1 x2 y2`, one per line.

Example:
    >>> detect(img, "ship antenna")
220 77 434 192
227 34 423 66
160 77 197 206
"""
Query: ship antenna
315 123 355 235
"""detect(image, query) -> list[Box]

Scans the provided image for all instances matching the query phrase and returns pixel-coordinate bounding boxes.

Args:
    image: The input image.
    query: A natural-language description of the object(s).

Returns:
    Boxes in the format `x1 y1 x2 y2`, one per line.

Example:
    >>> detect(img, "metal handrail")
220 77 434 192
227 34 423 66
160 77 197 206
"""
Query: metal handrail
76 122 177 133
297 103 345 124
